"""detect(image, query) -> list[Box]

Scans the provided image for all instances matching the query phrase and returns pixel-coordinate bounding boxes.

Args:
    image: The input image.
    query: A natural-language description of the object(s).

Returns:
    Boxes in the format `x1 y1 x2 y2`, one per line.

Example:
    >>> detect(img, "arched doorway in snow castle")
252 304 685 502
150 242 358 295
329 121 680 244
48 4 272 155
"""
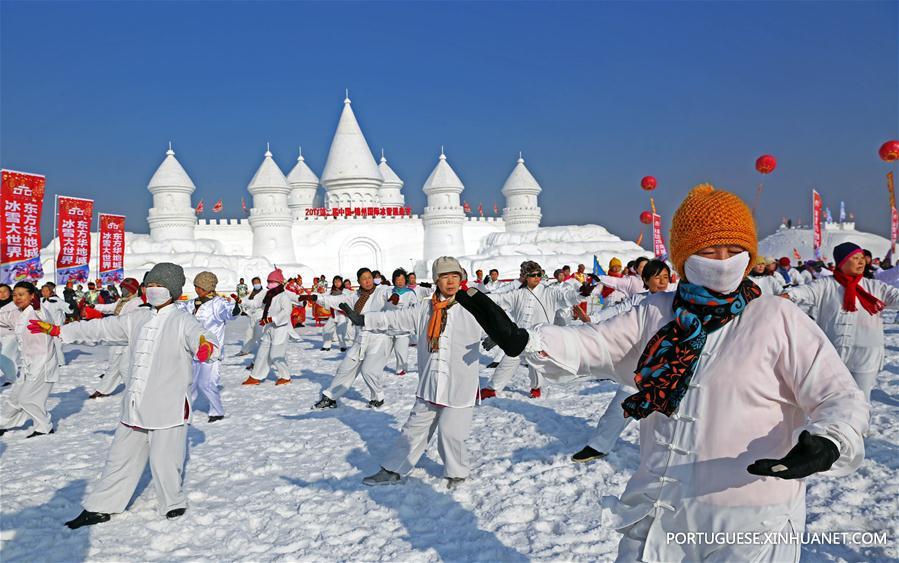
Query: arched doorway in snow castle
339 237 382 275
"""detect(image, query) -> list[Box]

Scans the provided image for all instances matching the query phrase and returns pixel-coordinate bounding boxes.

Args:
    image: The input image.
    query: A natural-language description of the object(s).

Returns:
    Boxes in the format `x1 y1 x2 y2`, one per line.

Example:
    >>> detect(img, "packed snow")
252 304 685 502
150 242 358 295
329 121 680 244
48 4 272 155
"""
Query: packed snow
1 316 896 562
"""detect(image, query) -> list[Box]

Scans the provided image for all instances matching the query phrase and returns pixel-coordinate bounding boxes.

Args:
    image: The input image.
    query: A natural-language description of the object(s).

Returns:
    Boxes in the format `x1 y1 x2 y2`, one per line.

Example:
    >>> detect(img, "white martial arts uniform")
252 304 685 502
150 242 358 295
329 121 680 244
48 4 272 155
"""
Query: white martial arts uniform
317 286 393 402
523 293 868 561
786 276 899 401
93 296 144 395
249 289 305 383
177 295 238 416
365 293 482 478
486 280 582 393
0 302 20 384
41 296 71 367
60 304 214 515
239 290 266 355
0 304 60 434
384 288 417 373
749 274 785 296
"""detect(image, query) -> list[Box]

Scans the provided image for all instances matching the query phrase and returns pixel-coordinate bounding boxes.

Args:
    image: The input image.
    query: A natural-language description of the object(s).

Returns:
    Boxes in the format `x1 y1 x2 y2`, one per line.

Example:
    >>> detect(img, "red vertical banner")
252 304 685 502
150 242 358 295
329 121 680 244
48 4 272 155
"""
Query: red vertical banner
887 172 895 209
1 169 46 283
812 190 823 259
56 196 94 285
99 213 126 285
651 213 668 258
891 206 898 253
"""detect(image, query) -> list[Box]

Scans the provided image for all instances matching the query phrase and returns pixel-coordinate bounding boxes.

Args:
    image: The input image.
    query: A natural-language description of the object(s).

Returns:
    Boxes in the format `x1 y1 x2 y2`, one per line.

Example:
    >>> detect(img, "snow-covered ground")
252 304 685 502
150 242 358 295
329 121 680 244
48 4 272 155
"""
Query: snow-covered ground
1 316 896 562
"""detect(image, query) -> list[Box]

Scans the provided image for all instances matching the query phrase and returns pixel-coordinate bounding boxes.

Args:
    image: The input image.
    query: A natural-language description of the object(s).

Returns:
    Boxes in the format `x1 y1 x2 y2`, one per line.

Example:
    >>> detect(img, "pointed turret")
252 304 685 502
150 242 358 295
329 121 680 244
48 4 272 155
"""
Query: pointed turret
247 144 296 263
377 150 405 208
422 149 466 261
287 147 320 219
501 153 542 232
147 143 198 241
320 94 383 209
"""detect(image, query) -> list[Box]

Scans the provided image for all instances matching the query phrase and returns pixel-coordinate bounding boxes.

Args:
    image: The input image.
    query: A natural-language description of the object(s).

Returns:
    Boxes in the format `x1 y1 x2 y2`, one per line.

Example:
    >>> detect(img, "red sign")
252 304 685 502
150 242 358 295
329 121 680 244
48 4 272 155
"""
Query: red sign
304 207 412 218
651 213 668 258
56 196 94 284
1 169 46 283
812 189 823 257
99 213 126 285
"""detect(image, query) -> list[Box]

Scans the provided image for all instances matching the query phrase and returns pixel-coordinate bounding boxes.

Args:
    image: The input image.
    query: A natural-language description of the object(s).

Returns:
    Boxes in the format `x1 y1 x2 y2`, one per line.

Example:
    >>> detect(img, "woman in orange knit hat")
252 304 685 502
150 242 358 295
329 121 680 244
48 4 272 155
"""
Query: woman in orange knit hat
455 184 869 562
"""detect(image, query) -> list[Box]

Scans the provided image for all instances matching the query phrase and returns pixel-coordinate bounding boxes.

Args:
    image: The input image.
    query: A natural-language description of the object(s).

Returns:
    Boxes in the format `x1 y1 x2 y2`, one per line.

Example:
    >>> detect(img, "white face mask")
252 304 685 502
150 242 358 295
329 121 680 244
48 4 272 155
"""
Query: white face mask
373 278 382 285
684 251 750 293
145 286 172 306
253 284 262 290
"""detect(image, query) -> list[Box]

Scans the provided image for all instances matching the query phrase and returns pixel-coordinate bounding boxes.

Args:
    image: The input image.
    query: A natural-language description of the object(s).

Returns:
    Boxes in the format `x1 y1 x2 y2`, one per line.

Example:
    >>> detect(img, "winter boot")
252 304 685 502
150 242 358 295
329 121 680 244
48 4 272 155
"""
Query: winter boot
362 467 403 486
479 388 496 400
313 395 337 409
529 388 542 399
367 399 384 409
166 508 186 519
571 445 606 463
446 477 466 490
275 378 291 386
208 415 224 423
65 510 111 529
88 391 108 399
241 376 262 385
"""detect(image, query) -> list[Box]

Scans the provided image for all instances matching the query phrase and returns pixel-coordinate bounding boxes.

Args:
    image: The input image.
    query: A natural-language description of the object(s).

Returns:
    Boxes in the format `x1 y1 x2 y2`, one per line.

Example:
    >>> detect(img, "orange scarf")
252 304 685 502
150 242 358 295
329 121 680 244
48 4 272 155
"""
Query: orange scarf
427 292 455 352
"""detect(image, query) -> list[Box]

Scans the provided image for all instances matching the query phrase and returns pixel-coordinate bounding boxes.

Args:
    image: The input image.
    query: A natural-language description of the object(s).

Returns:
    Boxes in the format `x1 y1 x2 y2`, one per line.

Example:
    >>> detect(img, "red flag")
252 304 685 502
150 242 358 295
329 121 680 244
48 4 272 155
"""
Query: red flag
212 199 223 213
463 201 471 215
493 203 499 216
195 200 204 214
241 197 248 214
477 203 484 217
1 169 46 284
792 248 801 261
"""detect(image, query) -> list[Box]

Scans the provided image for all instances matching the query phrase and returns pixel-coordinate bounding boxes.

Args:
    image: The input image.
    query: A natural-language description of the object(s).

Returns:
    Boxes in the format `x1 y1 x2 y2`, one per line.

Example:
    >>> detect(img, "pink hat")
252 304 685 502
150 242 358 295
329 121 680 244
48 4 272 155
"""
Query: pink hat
267 269 285 284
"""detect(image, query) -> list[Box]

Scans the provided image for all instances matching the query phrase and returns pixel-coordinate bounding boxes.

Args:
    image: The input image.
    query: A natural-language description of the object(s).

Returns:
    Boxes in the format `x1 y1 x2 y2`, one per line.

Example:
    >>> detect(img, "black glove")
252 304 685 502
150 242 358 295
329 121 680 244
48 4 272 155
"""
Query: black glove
455 288 529 357
579 282 594 297
747 430 840 480
482 337 497 351
418 282 433 288
338 303 365 326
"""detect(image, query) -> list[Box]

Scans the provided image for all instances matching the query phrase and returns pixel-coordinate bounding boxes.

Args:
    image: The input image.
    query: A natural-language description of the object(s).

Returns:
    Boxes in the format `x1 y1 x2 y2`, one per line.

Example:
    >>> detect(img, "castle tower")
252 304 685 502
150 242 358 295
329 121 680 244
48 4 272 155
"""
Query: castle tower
501 153 542 232
248 145 296 263
320 94 383 209
286 147 320 220
377 150 405 208
422 149 466 262
147 143 197 241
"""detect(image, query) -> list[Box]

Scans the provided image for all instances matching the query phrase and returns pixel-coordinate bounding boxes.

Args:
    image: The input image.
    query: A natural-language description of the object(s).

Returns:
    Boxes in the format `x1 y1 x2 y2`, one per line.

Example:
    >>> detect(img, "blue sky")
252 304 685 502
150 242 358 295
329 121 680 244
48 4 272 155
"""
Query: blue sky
2 1 897 244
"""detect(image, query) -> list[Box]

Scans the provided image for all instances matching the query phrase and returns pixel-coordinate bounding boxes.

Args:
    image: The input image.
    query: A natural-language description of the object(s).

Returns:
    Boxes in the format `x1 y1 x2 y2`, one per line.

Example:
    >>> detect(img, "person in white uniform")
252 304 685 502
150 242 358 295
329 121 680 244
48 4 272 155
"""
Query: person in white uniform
348 257 483 489
309 268 393 409
32 263 218 528
237 276 265 357
385 268 417 375
785 241 899 402
0 282 60 438
455 185 868 563
89 277 143 398
39 282 71 367
320 276 344 351
176 271 240 421
747 255 784 296
479 260 588 400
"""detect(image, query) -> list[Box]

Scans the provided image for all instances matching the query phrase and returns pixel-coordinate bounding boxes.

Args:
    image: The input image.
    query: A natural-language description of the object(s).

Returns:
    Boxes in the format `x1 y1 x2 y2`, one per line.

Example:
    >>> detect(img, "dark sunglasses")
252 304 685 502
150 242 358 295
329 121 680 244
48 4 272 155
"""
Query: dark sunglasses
525 272 543 278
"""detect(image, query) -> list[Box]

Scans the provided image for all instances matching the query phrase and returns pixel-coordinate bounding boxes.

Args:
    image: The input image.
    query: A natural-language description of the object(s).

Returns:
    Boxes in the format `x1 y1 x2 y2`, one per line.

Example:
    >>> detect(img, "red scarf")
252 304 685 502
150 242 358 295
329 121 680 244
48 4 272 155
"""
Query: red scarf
601 271 623 299
833 270 884 315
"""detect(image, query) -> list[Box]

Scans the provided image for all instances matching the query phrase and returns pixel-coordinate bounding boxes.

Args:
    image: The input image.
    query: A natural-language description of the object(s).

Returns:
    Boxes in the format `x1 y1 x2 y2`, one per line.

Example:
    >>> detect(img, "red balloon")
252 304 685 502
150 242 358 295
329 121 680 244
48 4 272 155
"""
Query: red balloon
640 176 657 191
640 211 653 224
755 154 777 174
880 140 899 162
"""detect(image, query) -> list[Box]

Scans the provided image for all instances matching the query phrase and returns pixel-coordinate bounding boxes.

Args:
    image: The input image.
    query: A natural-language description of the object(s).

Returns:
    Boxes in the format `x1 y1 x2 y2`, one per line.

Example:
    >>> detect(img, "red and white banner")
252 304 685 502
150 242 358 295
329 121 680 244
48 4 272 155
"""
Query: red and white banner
1 169 46 284
305 207 413 218
56 196 94 285
651 213 668 258
99 213 126 285
891 206 898 252
812 190 823 258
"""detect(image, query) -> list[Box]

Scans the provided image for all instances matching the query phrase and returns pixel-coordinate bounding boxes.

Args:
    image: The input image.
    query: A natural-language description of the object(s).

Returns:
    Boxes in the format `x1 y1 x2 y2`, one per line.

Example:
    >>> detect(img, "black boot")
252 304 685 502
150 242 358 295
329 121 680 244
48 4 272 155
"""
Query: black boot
166 508 186 519
207 415 224 423
455 289 530 356
65 510 111 529
367 399 384 409
313 395 337 409
571 445 606 463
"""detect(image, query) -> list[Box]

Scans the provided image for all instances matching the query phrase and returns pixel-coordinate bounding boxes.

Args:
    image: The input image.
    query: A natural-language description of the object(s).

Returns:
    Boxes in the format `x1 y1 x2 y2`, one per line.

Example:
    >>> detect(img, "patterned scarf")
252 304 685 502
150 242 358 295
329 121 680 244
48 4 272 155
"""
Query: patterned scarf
622 279 761 419
426 292 455 352
833 270 884 315
353 286 375 314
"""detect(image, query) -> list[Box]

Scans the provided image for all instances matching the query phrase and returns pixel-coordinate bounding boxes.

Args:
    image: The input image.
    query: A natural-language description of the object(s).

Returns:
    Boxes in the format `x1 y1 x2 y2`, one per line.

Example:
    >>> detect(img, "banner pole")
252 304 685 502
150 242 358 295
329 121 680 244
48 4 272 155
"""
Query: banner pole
95 211 101 284
53 194 58 285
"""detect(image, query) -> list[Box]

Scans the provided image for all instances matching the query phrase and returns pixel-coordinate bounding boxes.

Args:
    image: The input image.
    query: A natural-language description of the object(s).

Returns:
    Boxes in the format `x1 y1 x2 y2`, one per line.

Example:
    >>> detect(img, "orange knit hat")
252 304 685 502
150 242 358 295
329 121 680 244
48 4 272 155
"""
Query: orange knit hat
669 184 757 279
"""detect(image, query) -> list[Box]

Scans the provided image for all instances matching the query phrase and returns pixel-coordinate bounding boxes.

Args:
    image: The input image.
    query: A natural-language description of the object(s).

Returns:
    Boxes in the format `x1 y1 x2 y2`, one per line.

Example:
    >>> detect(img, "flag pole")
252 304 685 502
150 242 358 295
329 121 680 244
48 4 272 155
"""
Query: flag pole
53 194 58 285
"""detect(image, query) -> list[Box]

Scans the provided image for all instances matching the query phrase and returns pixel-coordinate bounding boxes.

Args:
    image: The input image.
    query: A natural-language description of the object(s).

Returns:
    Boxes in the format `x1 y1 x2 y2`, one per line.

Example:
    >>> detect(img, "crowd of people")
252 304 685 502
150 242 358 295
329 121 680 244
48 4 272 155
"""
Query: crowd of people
0 182 895 560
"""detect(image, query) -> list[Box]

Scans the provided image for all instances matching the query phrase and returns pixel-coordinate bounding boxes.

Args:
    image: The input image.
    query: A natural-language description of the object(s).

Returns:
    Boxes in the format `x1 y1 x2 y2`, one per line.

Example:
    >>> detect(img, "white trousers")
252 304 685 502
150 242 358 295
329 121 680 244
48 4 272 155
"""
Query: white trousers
382 398 473 479
321 317 337 349
0 334 18 383
54 339 65 367
84 423 188 516
336 320 353 349
489 354 543 392
251 334 290 382
324 338 389 401
96 345 129 395
588 385 636 454
192 361 224 416
240 318 263 355
0 375 54 433
851 370 878 402
390 334 410 372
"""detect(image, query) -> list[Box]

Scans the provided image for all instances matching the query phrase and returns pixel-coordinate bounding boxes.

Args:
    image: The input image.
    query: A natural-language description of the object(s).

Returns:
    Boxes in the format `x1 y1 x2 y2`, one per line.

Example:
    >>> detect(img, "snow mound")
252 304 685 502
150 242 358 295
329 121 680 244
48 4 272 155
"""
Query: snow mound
459 225 651 278
759 224 890 263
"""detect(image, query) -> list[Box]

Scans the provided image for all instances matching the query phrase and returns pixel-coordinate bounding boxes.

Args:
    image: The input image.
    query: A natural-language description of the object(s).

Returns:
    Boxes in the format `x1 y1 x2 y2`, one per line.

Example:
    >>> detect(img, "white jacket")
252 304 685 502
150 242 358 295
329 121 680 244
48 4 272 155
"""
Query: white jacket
365 296 482 407
93 295 143 318
489 281 582 329
0 304 59 382
524 293 868 561
749 274 784 296
61 304 215 429
40 297 72 326
484 280 518 294
597 274 645 299
786 277 899 373
382 288 417 335
318 286 393 353
176 296 238 361
245 289 306 347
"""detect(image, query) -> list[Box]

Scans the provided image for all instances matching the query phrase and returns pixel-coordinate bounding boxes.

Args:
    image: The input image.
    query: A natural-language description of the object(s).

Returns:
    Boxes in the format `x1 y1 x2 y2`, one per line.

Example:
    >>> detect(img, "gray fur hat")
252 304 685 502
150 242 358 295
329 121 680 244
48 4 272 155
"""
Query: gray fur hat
145 263 186 301
432 256 465 281
520 260 542 278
